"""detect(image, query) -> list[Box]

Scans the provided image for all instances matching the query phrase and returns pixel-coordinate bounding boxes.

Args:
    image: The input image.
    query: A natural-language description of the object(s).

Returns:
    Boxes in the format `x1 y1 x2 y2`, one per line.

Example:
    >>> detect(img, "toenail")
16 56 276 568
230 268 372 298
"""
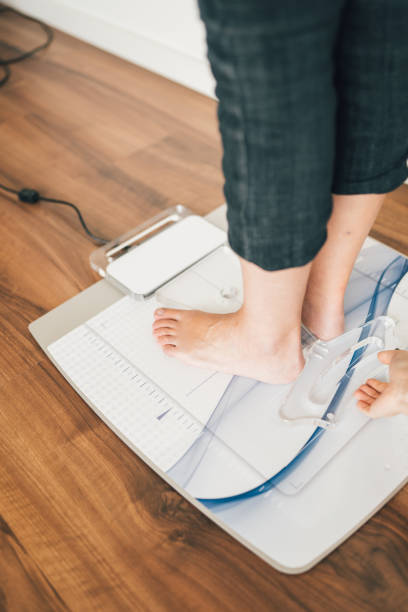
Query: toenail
156 309 165 315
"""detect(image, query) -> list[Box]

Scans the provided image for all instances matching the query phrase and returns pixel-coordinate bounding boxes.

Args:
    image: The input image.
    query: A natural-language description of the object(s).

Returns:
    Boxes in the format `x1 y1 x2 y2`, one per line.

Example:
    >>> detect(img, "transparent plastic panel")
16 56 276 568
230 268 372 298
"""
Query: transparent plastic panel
279 316 397 429
89 205 228 299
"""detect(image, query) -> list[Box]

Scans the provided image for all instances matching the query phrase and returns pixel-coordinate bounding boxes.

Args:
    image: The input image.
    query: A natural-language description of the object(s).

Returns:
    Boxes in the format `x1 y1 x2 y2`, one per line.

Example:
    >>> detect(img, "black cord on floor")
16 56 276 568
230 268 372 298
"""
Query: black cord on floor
0 7 53 74
0 10 110 245
0 62 10 86
0 182 109 245
0 6 54 95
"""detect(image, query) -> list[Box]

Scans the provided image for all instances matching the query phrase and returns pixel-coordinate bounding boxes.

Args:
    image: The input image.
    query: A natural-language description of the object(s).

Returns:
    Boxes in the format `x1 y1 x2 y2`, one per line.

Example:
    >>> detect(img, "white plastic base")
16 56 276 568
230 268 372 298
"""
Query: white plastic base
29 206 408 573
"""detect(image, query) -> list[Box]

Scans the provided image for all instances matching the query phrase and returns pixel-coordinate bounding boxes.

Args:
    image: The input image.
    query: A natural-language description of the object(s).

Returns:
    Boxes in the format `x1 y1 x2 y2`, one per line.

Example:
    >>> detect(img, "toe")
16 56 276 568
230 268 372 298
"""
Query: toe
163 345 178 357
158 334 177 347
360 384 380 399
154 308 182 321
377 350 398 365
354 389 374 403
357 400 371 412
366 378 388 393
152 318 177 331
153 327 176 337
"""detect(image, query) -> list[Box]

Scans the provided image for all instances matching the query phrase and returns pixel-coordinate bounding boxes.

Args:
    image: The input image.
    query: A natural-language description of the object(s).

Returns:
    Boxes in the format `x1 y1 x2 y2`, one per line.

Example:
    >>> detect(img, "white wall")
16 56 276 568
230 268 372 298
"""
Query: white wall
6 0 215 97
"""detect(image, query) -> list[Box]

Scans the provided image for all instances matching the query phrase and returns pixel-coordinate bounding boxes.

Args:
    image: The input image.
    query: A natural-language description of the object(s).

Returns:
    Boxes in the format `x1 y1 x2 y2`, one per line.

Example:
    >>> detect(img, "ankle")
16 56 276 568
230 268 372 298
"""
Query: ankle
239 309 301 352
302 292 345 340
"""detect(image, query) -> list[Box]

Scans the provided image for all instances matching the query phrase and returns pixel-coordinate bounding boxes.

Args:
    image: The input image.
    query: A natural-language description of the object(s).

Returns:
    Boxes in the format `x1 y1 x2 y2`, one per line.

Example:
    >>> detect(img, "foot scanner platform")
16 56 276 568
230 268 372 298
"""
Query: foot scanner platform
29 205 408 574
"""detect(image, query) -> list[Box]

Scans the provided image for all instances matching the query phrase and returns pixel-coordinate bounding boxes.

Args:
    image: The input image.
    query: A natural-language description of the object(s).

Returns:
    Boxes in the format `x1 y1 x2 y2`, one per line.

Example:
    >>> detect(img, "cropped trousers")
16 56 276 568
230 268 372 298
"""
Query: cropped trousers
198 0 408 270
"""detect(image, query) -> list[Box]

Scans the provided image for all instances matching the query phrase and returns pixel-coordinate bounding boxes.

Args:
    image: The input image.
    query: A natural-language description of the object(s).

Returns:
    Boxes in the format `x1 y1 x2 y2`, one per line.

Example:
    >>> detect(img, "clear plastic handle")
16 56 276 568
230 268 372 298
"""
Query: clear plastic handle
279 316 397 429
309 336 384 406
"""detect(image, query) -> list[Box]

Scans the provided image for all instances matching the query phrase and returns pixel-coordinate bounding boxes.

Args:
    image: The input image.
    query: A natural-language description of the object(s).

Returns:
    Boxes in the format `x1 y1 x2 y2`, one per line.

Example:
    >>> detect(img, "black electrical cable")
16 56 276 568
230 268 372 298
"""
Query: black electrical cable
0 62 10 86
0 6 53 78
0 11 109 245
0 182 109 245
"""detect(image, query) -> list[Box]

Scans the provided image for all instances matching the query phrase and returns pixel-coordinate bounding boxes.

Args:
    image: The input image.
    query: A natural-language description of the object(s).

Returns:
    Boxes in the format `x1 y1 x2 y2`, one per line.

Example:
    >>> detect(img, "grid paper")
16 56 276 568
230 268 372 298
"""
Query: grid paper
49 307 209 471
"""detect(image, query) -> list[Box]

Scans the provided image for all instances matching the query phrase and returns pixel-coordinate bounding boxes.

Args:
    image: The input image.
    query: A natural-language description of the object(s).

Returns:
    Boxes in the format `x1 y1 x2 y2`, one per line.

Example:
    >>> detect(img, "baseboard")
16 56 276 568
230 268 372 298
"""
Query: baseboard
4 0 216 97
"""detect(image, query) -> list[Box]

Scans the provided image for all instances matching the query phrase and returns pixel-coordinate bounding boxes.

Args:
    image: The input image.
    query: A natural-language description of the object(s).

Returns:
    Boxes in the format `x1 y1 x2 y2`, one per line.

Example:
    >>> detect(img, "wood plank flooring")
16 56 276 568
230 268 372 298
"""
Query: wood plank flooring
0 10 407 611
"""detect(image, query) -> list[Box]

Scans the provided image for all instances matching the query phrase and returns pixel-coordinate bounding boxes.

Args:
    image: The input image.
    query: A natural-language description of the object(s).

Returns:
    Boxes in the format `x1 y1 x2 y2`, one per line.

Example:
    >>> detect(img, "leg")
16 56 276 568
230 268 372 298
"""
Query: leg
153 258 310 383
153 0 345 381
303 0 408 340
302 192 385 340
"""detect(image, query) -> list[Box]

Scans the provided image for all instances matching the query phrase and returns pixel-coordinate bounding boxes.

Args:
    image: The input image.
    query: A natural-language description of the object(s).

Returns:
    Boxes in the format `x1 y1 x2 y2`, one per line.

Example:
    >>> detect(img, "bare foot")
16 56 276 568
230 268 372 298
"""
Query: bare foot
354 350 408 418
152 307 304 384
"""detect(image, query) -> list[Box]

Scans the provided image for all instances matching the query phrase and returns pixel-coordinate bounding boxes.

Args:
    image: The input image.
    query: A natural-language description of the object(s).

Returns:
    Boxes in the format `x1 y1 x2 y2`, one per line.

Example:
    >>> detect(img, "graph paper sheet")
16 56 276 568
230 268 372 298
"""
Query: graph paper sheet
48 295 234 472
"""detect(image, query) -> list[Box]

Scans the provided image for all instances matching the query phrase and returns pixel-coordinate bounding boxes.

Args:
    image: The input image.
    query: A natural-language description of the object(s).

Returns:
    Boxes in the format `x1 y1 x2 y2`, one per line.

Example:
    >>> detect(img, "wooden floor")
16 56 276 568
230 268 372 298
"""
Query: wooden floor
1 10 408 612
